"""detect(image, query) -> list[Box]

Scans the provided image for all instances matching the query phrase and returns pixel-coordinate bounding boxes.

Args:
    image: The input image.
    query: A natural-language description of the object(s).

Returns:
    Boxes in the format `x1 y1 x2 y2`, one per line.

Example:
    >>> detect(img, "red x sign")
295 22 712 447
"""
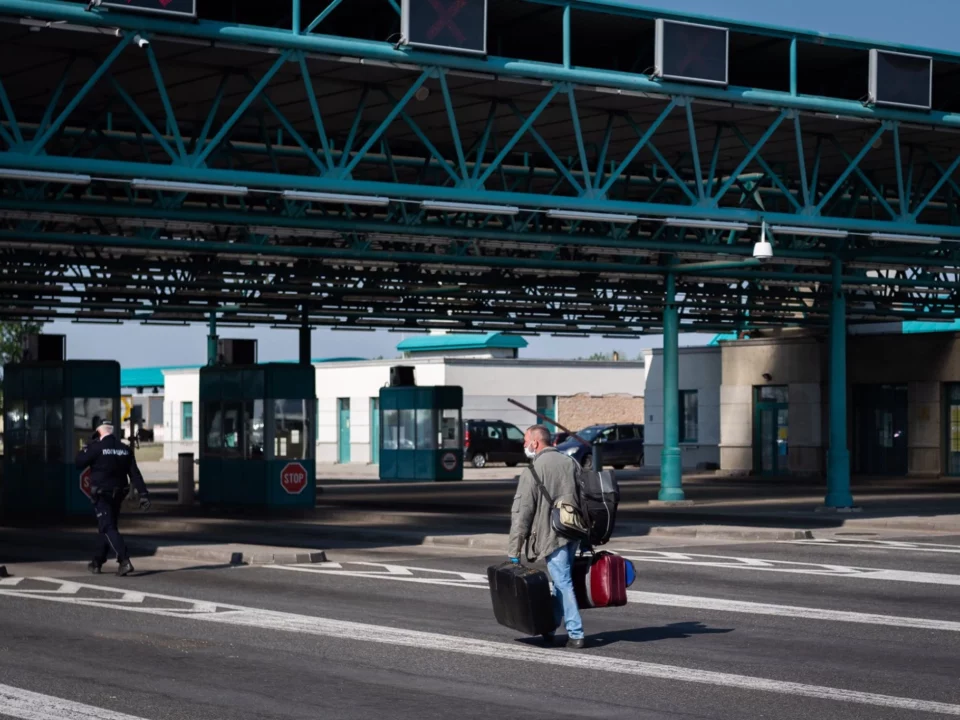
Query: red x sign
425 0 467 43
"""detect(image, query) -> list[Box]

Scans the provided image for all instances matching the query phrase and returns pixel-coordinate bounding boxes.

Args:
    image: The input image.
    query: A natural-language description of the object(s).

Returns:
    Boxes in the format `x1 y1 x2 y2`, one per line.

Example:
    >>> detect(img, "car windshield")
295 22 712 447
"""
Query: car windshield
569 426 605 442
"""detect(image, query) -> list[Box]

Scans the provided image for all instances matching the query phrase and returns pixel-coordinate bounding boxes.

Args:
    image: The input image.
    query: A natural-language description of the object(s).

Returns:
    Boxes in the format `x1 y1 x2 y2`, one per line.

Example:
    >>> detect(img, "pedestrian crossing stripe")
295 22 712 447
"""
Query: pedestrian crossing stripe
2 577 959 716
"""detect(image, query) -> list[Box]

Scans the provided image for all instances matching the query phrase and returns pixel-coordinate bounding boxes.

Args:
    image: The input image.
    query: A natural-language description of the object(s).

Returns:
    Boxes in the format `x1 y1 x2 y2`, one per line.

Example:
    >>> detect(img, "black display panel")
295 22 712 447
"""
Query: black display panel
402 0 486 55
869 49 932 110
655 18 728 87
99 0 196 18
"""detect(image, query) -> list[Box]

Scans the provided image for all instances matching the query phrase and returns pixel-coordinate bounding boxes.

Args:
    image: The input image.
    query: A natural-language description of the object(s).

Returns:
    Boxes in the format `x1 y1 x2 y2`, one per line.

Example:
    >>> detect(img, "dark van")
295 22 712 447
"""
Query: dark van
463 419 526 468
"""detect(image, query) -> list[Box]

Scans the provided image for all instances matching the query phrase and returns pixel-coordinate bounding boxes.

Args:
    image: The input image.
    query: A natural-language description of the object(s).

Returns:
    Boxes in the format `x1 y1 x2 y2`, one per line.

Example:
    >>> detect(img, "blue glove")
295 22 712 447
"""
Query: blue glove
509 557 520 564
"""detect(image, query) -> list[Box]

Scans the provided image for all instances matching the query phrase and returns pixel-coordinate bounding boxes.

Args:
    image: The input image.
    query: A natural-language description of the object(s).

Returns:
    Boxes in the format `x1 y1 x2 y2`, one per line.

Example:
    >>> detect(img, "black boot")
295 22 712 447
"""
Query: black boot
87 560 102 575
116 559 134 577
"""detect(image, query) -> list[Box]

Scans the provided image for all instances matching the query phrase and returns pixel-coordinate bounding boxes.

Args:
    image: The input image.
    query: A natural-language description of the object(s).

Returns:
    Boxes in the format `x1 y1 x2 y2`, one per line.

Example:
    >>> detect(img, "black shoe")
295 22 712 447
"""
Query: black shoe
568 638 586 650
116 560 134 577
87 561 102 575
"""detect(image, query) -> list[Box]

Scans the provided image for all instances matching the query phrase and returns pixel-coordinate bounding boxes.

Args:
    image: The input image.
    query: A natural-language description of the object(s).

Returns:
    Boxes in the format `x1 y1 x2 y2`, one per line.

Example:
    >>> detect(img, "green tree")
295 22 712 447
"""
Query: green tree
0 320 45 368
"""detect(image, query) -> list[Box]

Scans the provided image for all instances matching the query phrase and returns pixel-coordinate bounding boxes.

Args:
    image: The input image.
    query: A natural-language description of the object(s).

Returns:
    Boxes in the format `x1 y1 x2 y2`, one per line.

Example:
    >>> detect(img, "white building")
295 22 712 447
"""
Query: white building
642 345 721 471
158 332 646 463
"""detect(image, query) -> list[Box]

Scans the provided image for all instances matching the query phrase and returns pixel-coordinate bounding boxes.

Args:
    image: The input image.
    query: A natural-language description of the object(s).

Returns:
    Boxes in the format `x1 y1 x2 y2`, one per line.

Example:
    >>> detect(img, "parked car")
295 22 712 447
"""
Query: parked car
551 431 572 446
555 423 644 469
463 419 526 468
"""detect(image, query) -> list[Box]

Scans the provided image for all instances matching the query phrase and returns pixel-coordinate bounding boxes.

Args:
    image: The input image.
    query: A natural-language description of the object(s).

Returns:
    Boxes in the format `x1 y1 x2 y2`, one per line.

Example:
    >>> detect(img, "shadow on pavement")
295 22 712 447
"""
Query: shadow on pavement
585 621 734 646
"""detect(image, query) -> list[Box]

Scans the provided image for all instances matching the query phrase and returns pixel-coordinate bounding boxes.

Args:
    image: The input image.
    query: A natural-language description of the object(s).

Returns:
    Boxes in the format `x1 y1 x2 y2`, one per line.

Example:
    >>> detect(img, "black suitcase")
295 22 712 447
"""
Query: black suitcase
487 562 558 637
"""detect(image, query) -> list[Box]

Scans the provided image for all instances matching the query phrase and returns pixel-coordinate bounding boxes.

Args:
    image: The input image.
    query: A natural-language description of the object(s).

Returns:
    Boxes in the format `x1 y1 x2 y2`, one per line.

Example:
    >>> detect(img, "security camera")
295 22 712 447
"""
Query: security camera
134 34 149 48
86 0 102 9
753 222 773 262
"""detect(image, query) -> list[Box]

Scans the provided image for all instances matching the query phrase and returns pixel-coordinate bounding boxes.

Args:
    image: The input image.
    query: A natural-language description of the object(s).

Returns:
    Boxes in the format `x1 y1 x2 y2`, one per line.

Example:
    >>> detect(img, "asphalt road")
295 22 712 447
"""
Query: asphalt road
2 532 960 719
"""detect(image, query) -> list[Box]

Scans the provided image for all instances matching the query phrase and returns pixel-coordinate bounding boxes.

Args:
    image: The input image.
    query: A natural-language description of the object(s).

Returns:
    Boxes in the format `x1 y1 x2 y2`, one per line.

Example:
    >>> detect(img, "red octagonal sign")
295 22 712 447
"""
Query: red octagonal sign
280 462 308 495
80 467 94 501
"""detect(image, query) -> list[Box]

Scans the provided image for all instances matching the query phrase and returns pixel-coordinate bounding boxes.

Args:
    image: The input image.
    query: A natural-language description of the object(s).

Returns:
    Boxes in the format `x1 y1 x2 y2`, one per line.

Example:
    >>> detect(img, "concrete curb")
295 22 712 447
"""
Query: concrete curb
142 544 328 566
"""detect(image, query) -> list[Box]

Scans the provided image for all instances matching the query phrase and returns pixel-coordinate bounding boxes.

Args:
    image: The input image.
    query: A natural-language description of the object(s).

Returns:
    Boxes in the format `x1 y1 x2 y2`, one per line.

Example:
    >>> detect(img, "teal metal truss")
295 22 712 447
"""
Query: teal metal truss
2 0 959 507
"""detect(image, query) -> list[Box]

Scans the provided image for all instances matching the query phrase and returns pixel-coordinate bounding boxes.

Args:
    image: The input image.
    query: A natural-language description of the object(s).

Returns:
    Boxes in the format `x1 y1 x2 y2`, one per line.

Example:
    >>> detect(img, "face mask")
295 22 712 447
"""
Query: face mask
524 445 537 459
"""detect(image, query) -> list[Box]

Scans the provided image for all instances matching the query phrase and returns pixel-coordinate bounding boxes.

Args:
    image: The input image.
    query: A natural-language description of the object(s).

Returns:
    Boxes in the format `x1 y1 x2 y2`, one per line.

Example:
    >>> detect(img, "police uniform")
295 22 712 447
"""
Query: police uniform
75 425 150 576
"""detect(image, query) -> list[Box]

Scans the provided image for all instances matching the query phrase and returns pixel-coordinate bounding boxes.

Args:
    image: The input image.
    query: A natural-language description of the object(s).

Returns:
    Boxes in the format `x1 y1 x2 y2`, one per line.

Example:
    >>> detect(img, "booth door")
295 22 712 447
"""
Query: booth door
854 384 908 476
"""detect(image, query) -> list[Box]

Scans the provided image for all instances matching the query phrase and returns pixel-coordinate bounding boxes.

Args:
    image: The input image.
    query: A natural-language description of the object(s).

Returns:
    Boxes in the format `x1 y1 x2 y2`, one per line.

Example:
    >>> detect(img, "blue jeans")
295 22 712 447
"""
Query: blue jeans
546 540 583 640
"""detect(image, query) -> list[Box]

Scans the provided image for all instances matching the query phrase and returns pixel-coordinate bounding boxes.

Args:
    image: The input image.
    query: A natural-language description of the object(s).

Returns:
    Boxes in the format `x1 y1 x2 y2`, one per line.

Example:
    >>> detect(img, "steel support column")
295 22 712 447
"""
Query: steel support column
299 308 311 365
825 256 854 508
207 312 218 366
659 271 684 502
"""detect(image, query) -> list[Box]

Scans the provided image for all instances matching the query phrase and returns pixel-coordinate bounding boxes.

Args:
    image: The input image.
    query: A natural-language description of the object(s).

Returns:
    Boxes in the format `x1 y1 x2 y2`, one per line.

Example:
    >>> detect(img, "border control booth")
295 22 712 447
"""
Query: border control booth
1 335 120 519
198 340 316 509
378 365 464 482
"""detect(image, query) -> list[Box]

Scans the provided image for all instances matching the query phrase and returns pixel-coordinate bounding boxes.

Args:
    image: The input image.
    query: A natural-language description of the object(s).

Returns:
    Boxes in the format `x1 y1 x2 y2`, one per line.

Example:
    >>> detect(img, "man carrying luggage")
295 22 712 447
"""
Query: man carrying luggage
75 421 151 576
507 424 585 649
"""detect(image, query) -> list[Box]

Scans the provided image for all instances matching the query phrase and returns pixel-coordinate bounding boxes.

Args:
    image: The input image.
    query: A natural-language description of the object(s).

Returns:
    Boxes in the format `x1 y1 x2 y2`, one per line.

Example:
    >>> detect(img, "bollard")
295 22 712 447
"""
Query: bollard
178 452 195 505
592 442 604 472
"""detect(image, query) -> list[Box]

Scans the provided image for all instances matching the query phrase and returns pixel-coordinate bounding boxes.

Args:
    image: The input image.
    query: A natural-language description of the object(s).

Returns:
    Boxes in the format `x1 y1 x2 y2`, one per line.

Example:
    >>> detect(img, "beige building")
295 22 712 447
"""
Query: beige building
645 327 960 478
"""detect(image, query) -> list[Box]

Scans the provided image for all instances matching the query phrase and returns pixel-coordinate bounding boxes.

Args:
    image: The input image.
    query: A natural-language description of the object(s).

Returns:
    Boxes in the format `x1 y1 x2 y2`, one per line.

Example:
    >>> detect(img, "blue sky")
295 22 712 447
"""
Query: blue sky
50 0 953 366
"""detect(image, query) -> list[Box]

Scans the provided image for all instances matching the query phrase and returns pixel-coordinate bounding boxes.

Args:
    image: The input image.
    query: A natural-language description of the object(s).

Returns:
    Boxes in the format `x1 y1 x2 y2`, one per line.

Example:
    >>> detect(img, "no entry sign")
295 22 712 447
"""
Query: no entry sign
98 0 197 19
402 0 486 55
280 462 308 495
441 452 458 471
80 467 94 501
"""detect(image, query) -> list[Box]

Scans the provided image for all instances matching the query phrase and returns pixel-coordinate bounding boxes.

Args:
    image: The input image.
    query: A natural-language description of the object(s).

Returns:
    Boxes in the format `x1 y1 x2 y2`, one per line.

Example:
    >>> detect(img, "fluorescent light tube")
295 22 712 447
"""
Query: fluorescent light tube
546 209 638 224
421 200 520 215
769 224 849 239
131 178 249 196
0 169 91 185
664 217 748 231
283 190 390 206
869 232 942 245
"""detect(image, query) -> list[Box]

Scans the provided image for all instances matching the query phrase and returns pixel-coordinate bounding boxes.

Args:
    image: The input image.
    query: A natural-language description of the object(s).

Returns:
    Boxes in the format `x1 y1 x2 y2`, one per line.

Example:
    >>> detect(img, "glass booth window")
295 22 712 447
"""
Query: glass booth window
26 399 45 464
74 398 114 452
440 409 461 449
275 399 307 459
203 404 224 454
4 401 26 461
416 409 436 450
382 409 399 450
204 401 264 459
248 400 265 459
398 409 416 450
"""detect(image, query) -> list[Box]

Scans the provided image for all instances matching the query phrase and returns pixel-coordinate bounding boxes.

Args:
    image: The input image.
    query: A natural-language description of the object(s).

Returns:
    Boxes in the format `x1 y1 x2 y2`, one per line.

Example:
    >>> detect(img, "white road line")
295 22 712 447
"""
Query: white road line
782 539 960 555
0 682 152 720
269 564 486 588
626 592 960 633
615 549 960 586
2 578 960 716
267 561 960 633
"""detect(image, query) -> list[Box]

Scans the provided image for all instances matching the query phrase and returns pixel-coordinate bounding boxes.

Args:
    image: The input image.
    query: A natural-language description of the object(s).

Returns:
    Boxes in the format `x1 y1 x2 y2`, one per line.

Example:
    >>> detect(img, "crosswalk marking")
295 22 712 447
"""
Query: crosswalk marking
2 577 959 716
0 682 152 720
615 549 960 586
267 561 960 632
782 538 960 555
626 591 960 633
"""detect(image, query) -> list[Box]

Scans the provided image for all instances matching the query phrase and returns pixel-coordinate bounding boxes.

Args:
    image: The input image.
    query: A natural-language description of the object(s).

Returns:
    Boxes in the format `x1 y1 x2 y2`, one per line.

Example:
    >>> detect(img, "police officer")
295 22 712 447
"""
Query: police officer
75 420 151 576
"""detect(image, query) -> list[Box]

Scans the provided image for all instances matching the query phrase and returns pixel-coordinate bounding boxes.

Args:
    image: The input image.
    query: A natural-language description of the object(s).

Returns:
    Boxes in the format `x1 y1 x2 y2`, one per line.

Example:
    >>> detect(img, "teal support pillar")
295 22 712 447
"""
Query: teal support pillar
207 312 218 366
789 38 798 97
562 4 571 69
292 0 300 33
825 257 854 508
299 308 311 365
659 272 684 502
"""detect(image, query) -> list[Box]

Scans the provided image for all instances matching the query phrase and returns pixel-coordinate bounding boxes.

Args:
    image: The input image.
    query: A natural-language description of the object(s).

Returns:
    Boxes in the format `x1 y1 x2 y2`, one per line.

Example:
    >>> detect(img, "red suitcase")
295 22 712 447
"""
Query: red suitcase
573 551 628 609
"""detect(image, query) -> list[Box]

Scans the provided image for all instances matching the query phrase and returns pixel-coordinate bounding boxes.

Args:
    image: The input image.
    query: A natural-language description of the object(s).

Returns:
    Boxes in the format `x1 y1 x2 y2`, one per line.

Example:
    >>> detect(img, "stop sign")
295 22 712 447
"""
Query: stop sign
80 467 94 501
280 462 308 495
